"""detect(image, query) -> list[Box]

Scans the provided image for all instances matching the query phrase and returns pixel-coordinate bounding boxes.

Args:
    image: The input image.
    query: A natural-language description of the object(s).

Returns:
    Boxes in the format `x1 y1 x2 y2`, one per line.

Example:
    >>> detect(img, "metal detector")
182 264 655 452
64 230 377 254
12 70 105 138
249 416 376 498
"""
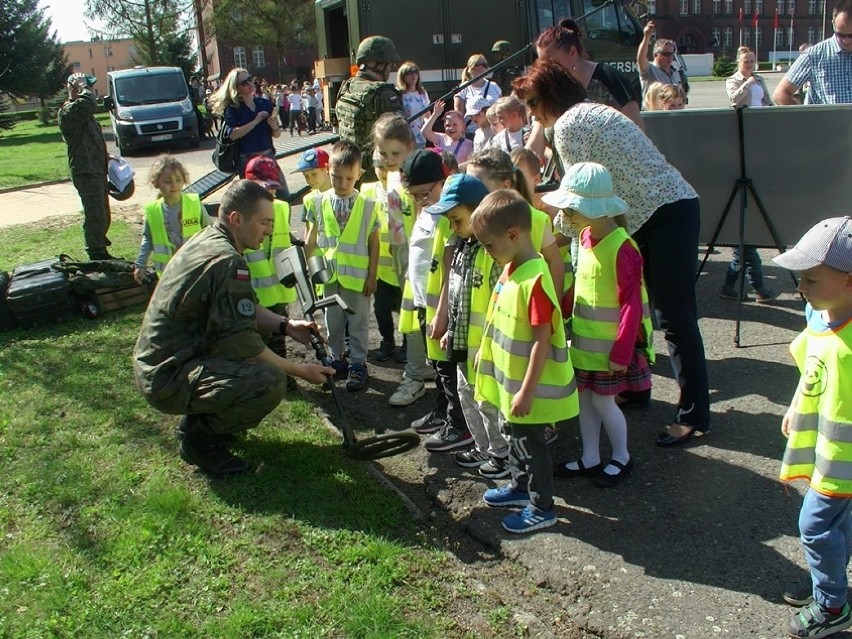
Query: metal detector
275 245 420 461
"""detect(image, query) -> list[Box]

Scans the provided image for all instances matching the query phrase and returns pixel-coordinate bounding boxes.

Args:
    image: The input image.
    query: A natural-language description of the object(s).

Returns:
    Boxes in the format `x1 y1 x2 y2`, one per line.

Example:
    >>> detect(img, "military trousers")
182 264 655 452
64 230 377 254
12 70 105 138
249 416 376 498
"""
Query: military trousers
71 171 111 254
152 357 288 436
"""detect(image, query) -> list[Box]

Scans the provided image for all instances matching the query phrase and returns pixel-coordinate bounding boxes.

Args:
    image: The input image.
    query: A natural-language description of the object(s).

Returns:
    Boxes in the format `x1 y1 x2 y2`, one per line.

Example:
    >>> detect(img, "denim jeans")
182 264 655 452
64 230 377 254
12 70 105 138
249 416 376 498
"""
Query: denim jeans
724 245 765 290
632 198 710 431
799 488 852 609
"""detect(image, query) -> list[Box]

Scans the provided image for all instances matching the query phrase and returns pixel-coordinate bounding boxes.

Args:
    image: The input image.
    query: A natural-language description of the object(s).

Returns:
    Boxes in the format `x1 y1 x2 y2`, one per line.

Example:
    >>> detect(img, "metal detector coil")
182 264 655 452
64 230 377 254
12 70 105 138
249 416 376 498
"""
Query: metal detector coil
275 245 420 461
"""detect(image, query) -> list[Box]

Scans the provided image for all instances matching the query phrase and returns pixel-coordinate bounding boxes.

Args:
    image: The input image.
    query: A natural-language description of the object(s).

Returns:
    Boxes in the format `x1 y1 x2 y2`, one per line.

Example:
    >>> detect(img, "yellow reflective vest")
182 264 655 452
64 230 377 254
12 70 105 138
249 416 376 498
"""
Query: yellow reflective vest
475 257 579 424
144 193 203 275
781 317 852 497
424 216 452 361
360 181 415 287
315 192 378 292
243 199 296 307
570 227 654 372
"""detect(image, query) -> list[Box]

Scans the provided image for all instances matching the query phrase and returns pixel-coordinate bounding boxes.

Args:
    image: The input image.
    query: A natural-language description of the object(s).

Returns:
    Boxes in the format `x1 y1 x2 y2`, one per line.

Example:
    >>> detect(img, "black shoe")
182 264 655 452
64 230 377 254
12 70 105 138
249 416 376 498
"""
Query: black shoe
553 459 605 479
394 342 407 363
592 458 634 488
179 440 249 476
655 425 709 447
373 341 396 362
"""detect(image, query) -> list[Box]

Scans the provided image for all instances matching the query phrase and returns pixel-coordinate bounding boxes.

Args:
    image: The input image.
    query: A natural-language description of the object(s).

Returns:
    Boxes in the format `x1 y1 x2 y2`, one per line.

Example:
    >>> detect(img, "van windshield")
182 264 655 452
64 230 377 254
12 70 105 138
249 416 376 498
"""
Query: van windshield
114 73 188 106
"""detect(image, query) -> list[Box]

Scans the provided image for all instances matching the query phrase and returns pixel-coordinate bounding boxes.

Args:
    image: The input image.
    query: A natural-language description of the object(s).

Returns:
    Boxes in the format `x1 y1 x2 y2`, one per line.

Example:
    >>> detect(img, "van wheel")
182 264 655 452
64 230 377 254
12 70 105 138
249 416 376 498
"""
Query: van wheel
117 139 130 156
189 138 200 149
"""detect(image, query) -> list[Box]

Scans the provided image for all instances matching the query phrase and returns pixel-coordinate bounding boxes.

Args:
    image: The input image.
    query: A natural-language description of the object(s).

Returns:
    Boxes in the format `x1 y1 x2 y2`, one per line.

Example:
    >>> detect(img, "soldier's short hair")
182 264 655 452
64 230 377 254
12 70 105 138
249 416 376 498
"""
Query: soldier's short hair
219 179 274 220
470 189 531 236
330 140 362 170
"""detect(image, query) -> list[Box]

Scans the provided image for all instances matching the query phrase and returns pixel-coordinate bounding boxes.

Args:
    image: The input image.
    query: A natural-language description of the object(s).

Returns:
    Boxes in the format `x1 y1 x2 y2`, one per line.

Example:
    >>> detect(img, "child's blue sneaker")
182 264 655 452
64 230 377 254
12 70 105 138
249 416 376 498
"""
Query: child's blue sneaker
501 504 557 534
483 484 530 508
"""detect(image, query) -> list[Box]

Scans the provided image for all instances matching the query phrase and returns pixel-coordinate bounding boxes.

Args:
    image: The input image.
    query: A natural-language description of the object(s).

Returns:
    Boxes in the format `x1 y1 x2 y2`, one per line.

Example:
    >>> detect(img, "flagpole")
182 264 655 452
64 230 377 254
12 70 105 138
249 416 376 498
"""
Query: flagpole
773 10 778 67
754 13 759 69
739 7 744 47
788 8 794 65
823 0 828 39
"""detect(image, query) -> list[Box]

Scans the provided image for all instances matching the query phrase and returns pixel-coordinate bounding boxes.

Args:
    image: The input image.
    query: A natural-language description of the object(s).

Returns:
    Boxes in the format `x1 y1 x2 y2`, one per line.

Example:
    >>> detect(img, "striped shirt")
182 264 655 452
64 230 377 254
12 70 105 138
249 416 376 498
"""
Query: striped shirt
785 36 852 104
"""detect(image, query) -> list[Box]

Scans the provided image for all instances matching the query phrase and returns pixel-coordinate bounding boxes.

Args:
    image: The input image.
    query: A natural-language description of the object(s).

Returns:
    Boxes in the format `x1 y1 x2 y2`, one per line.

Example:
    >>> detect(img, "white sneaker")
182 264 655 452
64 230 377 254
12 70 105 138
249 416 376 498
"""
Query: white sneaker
388 378 426 407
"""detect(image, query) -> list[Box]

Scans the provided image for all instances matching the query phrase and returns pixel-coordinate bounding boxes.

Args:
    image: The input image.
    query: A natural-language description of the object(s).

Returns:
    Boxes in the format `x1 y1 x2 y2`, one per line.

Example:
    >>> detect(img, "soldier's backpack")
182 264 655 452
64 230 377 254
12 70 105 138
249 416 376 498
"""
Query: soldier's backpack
5 256 76 328
335 79 398 169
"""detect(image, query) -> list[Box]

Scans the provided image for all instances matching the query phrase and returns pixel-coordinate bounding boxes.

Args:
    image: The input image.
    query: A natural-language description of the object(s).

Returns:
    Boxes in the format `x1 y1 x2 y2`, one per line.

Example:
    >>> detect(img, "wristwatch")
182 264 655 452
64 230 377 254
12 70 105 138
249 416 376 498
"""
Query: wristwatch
279 318 289 336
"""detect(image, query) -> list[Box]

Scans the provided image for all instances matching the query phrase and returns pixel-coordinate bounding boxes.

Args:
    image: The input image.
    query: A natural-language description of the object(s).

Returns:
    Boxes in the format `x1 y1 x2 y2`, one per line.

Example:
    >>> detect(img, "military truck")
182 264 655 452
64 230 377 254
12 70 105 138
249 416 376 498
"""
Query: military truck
314 0 645 117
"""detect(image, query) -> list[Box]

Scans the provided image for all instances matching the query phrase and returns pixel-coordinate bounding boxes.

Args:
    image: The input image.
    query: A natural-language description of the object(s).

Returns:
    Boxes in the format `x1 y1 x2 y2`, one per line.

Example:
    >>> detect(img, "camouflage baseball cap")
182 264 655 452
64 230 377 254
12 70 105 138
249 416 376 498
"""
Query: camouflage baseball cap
356 36 400 65
491 40 512 54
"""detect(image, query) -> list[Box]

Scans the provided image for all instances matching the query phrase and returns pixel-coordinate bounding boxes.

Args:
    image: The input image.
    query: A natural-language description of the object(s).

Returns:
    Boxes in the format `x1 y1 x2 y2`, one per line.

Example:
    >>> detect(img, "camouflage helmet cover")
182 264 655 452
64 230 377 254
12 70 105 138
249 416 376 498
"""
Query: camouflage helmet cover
491 40 512 54
356 36 400 65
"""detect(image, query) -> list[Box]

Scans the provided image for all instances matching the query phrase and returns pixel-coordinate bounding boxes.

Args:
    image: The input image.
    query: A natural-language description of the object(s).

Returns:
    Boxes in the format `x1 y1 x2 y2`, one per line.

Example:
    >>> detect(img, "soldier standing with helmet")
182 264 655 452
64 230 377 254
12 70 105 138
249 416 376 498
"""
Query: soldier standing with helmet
490 40 523 96
335 36 404 182
58 72 116 260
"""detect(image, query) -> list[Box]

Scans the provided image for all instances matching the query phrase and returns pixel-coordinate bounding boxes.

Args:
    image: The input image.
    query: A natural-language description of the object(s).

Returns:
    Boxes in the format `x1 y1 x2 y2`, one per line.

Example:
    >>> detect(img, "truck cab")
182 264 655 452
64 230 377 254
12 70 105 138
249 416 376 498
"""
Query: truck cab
315 0 644 111
103 66 199 155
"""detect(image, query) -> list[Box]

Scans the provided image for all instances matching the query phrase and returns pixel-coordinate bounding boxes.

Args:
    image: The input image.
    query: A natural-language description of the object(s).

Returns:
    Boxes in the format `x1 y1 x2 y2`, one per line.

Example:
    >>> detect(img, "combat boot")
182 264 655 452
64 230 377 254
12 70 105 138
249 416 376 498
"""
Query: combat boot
177 415 249 476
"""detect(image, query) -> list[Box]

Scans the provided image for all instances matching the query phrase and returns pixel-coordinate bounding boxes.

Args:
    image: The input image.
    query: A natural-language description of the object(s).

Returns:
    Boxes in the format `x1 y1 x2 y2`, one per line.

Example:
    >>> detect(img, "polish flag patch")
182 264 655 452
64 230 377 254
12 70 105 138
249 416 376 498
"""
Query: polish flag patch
235 268 250 281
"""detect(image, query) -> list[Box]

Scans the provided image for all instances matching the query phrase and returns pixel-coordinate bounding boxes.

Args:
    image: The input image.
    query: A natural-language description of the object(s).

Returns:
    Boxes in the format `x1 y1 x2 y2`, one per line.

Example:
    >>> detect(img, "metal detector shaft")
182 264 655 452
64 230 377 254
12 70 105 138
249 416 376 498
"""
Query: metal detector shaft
306 325 357 449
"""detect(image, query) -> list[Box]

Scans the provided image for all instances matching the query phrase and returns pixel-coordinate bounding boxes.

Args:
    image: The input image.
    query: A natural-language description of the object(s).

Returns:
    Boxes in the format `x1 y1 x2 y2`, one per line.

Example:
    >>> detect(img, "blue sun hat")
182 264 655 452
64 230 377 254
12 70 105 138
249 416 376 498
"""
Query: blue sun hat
425 174 489 216
541 162 628 219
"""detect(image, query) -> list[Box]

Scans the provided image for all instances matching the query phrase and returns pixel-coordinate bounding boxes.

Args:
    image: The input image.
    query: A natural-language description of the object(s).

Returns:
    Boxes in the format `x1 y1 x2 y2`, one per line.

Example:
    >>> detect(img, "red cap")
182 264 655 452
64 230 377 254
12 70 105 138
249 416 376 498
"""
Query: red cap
245 155 283 190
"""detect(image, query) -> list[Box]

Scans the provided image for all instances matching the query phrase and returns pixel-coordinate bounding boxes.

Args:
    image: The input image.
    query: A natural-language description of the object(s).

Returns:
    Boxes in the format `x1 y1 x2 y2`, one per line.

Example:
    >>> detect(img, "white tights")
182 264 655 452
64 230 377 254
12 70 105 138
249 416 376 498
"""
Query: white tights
578 389 630 475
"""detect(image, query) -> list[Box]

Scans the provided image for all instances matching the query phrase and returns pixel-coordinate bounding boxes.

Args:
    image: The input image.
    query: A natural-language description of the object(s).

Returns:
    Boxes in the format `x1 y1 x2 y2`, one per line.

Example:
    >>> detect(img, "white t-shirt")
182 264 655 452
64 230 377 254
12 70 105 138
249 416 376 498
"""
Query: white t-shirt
750 83 765 107
288 93 303 110
457 80 502 133
485 128 524 153
408 210 440 307
473 125 495 154
432 132 473 164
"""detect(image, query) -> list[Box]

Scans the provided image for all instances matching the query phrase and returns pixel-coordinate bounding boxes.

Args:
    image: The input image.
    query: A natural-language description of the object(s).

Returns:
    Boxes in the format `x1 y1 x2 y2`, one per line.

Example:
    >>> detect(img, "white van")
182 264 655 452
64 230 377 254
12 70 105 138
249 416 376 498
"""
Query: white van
104 66 199 154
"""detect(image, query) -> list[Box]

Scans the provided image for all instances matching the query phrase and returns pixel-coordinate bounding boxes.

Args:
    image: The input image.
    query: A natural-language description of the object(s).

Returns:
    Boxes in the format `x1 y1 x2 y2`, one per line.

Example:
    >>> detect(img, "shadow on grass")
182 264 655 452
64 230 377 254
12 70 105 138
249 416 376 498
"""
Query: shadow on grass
0 130 64 147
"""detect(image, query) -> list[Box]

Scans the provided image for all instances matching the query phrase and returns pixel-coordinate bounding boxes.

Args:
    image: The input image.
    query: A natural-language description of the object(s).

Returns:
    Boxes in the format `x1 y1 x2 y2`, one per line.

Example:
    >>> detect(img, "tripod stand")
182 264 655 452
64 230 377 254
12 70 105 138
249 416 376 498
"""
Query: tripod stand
696 106 796 347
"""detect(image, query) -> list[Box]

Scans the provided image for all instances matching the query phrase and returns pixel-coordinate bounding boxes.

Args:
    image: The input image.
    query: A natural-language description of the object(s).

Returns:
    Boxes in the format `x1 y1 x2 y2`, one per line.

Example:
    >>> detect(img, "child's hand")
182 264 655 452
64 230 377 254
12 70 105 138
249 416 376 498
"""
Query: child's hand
510 389 533 418
432 101 445 118
132 267 146 285
781 410 793 438
608 360 627 374
429 314 447 340
363 277 377 297
439 333 448 350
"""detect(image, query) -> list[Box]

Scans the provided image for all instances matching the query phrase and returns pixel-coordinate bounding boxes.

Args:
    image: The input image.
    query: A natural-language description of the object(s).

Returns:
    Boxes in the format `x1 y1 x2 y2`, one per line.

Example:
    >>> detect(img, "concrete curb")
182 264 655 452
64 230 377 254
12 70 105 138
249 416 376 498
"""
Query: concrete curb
0 179 70 195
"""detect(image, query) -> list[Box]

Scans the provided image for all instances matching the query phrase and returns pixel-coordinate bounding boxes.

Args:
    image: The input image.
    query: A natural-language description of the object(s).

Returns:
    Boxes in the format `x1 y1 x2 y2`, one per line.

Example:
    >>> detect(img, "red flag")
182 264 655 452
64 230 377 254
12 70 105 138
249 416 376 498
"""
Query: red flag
774 9 780 28
753 10 759 27
739 7 744 21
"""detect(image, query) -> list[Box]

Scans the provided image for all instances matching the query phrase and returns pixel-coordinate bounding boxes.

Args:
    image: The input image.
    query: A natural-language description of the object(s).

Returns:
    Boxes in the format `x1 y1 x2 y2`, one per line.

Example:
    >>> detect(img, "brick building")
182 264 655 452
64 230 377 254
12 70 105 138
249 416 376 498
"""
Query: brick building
640 0 831 58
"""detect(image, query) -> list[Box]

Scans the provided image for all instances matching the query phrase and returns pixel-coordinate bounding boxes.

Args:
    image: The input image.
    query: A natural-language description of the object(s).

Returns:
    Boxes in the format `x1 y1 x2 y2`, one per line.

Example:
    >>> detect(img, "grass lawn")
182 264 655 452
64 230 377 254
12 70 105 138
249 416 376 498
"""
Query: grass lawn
0 219 491 638
0 114 111 190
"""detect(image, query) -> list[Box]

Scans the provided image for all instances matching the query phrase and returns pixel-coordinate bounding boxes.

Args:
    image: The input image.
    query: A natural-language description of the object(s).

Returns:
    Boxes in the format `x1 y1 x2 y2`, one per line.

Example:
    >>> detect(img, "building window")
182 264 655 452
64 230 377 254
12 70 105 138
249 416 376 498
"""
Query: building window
252 46 265 68
777 0 784 13
725 0 733 11
648 0 657 13
680 0 688 14
808 0 815 12
808 26 815 42
743 26 752 44
72 61 81 70
712 26 721 45
755 26 763 45
788 0 795 13
724 26 733 46
755 0 763 13
692 0 701 13
233 46 246 68
88 48 93 59
105 46 112 57
776 28 785 45
713 0 721 12
744 0 752 13
786 25 794 43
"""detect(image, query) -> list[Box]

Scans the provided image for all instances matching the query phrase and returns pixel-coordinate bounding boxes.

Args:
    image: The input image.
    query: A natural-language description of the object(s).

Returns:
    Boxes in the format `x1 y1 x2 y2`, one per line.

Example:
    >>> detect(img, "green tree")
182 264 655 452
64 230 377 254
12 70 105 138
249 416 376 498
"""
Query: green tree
208 0 315 81
85 0 197 73
0 0 70 99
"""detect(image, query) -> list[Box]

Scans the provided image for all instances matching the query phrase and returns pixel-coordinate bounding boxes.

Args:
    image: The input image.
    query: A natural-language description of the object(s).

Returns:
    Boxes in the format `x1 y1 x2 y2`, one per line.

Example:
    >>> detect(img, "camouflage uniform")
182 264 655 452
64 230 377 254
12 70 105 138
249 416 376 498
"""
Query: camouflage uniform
490 41 522 97
336 71 404 182
132 220 287 436
57 88 112 257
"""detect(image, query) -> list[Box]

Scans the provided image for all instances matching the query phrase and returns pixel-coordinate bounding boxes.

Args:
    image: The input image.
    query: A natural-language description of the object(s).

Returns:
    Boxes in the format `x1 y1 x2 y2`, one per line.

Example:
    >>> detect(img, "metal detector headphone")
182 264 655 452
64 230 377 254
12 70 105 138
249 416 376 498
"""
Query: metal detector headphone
275 245 420 461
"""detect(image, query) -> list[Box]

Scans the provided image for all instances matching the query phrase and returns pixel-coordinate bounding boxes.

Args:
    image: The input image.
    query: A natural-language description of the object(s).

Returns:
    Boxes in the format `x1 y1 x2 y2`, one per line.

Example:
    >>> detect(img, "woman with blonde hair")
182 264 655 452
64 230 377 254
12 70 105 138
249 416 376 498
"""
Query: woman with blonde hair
396 61 430 146
725 46 773 107
454 53 502 138
208 67 285 187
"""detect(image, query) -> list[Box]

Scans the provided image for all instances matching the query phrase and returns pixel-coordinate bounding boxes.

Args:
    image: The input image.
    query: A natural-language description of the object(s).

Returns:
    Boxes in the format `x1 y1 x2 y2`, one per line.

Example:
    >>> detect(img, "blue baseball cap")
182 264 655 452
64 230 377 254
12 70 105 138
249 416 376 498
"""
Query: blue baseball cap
291 148 329 173
425 174 489 216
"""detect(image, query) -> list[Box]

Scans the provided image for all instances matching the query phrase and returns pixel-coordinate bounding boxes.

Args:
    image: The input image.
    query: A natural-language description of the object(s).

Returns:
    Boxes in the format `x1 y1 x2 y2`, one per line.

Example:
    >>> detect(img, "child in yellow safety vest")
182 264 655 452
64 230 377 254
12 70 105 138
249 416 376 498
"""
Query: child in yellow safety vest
472 190 579 534
398 150 468 437
133 156 210 283
304 140 380 392
292 147 331 245
542 163 653 489
243 155 297 356
773 217 852 638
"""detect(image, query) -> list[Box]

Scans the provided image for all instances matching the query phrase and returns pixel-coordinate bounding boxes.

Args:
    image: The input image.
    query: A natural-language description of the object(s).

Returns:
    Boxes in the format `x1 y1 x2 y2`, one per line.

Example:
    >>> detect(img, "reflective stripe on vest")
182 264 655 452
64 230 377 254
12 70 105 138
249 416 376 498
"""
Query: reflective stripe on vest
145 193 203 275
319 193 377 292
474 258 579 424
570 227 654 372
425 216 452 361
244 199 295 307
780 321 852 497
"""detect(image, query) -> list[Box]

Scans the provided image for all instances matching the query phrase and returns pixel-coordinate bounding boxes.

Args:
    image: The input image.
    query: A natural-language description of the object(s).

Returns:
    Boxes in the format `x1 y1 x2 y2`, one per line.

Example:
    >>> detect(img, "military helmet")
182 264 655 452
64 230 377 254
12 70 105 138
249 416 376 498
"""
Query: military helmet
356 36 400 65
491 40 512 54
